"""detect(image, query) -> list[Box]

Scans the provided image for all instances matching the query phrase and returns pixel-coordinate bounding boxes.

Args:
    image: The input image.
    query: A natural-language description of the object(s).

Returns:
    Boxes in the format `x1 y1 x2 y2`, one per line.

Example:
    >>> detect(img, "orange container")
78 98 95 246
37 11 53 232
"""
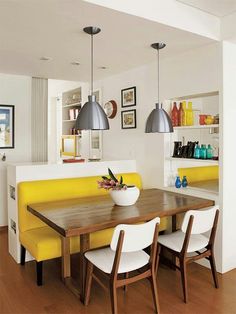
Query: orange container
199 114 207 125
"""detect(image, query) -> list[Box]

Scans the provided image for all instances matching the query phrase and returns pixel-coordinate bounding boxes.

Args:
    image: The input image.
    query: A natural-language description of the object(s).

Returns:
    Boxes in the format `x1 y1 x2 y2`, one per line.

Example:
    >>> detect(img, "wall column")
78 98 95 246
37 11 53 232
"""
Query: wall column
31 77 48 162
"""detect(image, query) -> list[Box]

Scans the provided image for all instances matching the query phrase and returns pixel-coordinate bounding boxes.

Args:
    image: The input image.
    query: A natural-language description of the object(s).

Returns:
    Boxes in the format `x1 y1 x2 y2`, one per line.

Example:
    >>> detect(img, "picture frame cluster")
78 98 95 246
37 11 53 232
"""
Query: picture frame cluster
121 86 136 129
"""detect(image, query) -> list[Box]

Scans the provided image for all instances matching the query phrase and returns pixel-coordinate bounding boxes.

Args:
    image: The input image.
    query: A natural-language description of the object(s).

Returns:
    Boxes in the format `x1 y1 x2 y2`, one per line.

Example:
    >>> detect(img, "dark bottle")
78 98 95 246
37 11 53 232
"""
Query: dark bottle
171 102 179 127
182 176 188 188
173 141 182 157
175 176 182 188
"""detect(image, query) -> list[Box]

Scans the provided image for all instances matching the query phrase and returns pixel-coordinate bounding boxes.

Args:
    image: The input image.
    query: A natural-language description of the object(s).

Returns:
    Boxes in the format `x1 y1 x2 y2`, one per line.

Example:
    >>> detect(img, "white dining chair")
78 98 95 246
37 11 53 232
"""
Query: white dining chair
84 217 161 314
158 205 219 303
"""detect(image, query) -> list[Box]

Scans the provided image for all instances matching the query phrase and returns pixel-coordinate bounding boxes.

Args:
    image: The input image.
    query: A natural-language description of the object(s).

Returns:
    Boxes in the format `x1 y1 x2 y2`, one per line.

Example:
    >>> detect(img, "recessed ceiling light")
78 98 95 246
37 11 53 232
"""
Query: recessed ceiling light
40 56 52 61
71 61 80 66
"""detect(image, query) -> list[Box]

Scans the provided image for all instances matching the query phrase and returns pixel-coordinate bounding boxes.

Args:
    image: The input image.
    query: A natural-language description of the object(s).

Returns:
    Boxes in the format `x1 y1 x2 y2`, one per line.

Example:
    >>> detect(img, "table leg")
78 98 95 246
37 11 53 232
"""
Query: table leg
172 215 177 270
61 237 71 280
172 214 177 232
80 233 90 303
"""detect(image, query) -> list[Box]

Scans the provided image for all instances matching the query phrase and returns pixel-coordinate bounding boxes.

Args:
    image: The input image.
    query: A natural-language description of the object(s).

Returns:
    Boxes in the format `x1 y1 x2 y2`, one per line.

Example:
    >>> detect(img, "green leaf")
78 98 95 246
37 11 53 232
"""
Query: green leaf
102 176 108 180
120 176 123 184
108 168 118 182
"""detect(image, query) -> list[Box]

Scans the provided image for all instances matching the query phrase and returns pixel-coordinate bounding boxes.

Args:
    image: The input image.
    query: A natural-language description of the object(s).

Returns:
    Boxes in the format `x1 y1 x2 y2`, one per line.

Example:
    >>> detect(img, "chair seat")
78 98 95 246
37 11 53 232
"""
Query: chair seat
158 230 209 253
85 247 150 274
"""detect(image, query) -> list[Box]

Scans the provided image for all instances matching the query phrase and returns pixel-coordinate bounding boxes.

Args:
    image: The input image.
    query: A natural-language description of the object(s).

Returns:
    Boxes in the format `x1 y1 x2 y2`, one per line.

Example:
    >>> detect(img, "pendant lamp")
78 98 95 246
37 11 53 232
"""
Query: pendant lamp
75 26 109 130
145 43 173 133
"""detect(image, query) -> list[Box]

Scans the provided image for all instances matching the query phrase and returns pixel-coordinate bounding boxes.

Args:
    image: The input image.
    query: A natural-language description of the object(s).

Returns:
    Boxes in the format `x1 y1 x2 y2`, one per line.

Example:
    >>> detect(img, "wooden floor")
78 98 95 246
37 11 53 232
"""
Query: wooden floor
1 230 236 314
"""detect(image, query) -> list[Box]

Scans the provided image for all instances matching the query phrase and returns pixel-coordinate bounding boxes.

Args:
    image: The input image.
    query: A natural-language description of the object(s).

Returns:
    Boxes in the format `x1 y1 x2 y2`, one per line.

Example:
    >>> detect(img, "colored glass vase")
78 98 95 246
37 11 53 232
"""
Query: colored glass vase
175 176 182 188
182 176 188 188
171 102 179 127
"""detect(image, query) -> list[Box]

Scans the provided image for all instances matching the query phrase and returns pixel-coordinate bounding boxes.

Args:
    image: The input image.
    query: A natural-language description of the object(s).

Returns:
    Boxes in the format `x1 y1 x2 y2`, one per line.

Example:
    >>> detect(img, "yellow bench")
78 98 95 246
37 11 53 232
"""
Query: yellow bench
18 173 168 285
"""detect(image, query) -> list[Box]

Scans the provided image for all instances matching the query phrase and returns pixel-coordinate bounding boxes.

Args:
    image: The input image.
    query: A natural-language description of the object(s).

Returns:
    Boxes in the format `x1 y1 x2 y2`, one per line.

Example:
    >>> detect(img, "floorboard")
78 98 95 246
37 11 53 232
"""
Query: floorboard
1 230 236 314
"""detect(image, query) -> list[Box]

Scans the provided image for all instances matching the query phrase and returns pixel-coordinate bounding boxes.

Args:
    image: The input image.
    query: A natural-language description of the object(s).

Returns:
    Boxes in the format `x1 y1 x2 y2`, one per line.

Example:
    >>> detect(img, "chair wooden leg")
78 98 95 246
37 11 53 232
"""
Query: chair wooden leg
150 271 160 313
123 273 128 292
180 259 188 303
209 253 219 288
20 245 26 266
155 245 161 275
36 261 43 286
84 261 94 306
110 280 118 314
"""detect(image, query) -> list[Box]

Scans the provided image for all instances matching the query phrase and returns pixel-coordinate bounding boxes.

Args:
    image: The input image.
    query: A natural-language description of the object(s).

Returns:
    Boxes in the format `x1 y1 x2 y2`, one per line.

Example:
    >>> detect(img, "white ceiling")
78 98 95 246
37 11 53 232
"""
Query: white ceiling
177 0 236 17
0 0 215 81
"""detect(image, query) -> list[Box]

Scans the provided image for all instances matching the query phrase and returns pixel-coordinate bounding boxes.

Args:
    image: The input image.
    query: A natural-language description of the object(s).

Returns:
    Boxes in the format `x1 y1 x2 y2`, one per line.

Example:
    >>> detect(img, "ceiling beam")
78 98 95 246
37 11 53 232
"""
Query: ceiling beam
83 0 220 40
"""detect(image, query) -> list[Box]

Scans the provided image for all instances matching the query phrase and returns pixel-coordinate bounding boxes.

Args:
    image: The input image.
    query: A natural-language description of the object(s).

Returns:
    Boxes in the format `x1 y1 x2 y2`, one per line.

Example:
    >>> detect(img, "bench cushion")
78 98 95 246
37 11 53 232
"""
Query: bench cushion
19 219 168 262
18 173 142 233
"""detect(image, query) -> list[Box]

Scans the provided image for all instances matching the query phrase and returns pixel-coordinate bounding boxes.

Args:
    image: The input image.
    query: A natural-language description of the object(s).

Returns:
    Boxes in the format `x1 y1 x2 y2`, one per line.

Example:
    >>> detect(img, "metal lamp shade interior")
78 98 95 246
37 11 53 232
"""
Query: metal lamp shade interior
145 103 173 133
75 95 109 130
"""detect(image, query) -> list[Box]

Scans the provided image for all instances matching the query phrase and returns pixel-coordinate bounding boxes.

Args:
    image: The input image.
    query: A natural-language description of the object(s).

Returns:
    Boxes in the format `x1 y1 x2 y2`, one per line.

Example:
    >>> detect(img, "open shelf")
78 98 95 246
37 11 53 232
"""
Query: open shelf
62 102 81 108
169 91 219 101
63 119 76 122
169 157 218 164
174 124 219 130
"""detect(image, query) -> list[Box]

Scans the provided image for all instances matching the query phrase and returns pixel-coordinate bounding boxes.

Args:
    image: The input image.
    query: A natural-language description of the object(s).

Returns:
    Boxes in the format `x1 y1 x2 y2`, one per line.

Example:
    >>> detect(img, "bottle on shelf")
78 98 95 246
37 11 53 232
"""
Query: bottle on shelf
181 101 187 126
175 176 182 188
200 144 207 159
194 144 201 159
182 176 188 188
206 144 213 159
186 101 194 126
178 102 184 126
171 102 179 127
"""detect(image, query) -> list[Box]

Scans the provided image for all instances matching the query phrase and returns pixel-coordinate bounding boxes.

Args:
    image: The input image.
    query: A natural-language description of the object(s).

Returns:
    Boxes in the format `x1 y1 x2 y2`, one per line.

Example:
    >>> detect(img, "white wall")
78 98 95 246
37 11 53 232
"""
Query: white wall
0 73 32 226
220 41 236 272
95 43 220 189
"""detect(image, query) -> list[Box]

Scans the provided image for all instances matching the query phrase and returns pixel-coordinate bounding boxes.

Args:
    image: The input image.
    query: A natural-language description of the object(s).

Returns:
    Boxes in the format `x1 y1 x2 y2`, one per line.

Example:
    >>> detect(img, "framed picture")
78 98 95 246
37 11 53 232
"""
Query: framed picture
93 88 102 104
121 109 136 129
0 105 14 149
121 86 136 107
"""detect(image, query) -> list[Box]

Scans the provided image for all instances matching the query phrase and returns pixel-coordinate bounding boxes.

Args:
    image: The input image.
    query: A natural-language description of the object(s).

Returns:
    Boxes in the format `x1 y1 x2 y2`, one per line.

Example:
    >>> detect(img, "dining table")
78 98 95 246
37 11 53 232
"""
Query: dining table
27 188 214 303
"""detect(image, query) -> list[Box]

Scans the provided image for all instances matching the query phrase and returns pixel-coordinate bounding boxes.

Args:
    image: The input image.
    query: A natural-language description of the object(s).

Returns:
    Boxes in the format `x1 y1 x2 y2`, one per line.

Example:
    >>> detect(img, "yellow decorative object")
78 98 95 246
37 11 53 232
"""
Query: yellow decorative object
205 115 214 125
178 166 218 184
181 101 187 126
186 101 194 126
18 173 168 262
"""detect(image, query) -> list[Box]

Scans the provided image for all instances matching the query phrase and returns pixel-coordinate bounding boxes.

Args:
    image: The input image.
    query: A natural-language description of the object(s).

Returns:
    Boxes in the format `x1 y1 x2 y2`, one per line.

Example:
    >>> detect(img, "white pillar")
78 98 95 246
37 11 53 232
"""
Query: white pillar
220 41 236 272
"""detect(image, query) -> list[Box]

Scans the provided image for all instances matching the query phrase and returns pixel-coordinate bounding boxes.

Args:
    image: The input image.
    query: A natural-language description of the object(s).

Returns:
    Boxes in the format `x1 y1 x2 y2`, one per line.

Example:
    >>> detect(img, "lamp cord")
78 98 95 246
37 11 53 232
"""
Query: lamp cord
91 33 93 95
157 48 159 106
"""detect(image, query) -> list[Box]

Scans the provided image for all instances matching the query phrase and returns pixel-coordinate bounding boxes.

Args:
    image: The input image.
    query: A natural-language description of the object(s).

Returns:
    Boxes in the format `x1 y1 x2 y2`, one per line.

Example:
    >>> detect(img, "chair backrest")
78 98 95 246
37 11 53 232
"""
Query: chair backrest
181 205 218 234
110 217 160 252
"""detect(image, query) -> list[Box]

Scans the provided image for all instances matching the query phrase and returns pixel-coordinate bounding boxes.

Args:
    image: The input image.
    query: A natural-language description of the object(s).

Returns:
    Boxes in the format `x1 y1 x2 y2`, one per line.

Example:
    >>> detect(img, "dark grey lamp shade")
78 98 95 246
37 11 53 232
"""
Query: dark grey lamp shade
75 95 109 130
145 103 173 133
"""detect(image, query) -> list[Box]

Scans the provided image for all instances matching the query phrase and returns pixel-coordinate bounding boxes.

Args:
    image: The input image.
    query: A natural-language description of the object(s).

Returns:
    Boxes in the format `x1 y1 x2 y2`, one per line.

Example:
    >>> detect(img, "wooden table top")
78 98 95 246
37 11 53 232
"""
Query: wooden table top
27 188 214 237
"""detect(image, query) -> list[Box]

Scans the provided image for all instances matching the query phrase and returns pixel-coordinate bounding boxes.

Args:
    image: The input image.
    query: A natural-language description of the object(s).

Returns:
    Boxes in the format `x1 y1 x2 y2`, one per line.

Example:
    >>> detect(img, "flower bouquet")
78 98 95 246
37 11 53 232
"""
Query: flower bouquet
98 168 140 206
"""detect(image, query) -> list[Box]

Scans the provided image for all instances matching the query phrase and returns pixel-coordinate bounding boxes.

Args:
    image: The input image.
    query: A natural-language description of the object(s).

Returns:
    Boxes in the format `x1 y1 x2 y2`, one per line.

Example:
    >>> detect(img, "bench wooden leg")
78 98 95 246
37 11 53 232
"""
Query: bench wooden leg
20 245 26 265
36 261 43 286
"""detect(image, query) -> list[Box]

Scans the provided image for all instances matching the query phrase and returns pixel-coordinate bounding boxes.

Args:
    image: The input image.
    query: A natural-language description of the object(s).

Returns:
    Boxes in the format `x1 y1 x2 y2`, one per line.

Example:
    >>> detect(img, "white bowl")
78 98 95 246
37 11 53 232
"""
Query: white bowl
110 186 140 206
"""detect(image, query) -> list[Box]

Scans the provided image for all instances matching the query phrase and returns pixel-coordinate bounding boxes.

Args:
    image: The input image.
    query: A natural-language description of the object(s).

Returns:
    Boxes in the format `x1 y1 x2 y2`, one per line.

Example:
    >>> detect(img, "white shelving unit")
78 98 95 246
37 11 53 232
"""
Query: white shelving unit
164 91 220 190
174 124 219 130
62 87 82 136
168 157 218 164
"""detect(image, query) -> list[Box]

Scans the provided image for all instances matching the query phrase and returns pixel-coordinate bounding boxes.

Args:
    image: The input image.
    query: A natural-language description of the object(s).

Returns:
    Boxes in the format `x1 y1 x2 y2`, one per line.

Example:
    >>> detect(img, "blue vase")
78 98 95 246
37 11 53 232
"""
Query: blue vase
175 176 182 188
182 176 188 188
